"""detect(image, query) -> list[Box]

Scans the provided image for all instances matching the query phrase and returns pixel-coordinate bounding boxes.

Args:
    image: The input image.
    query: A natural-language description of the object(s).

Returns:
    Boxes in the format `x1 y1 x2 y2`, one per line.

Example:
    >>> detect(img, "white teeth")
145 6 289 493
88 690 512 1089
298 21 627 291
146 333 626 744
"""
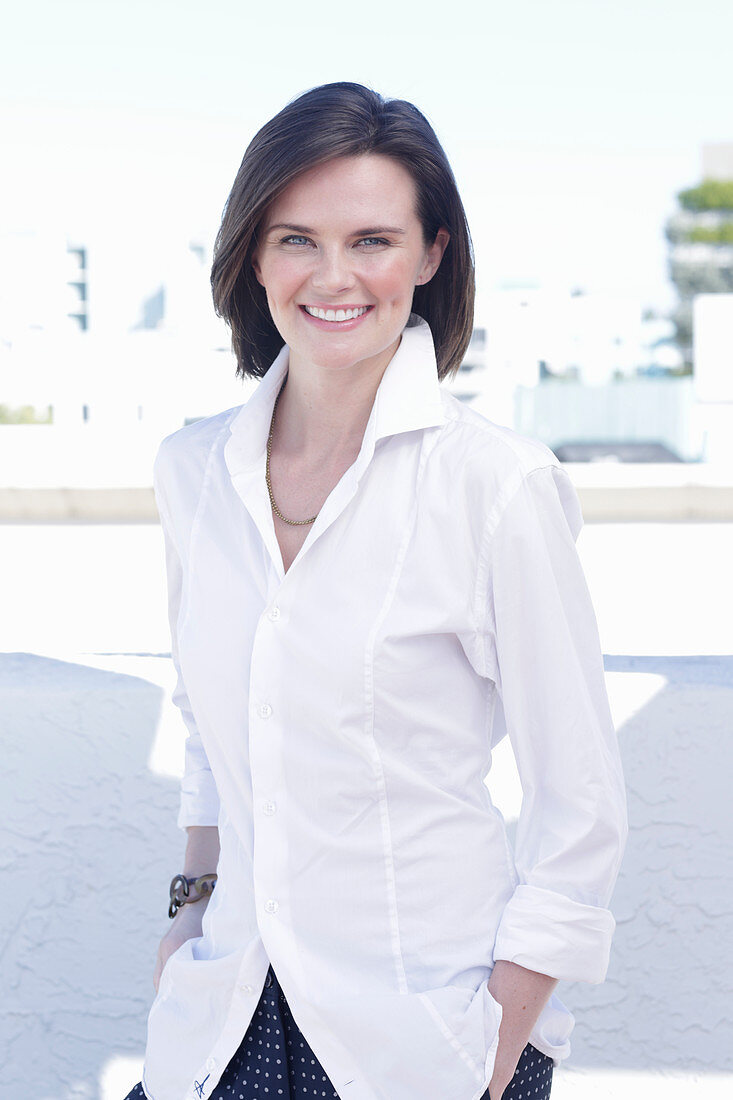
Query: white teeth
304 305 369 321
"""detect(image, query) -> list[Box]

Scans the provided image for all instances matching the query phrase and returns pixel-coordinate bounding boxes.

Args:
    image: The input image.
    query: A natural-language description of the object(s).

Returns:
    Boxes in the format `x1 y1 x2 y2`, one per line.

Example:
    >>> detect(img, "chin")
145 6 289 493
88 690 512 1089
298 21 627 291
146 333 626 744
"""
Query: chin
310 349 370 372
296 336 372 367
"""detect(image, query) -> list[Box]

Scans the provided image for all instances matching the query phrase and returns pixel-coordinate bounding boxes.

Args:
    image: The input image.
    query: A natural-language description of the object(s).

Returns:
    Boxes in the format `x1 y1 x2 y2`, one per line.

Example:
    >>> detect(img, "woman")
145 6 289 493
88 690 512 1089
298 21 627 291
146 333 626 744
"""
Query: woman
124 82 627 1100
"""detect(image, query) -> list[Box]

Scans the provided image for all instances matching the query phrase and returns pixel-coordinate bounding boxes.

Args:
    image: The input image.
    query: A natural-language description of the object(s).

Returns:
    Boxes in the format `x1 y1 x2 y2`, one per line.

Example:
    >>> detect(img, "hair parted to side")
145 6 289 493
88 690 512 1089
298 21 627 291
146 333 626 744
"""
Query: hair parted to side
211 81 475 381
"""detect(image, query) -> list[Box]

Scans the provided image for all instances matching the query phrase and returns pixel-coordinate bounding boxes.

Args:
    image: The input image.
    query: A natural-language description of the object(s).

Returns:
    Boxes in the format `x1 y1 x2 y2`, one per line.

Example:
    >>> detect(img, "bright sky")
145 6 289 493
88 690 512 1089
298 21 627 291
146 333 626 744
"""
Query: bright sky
2 0 732 312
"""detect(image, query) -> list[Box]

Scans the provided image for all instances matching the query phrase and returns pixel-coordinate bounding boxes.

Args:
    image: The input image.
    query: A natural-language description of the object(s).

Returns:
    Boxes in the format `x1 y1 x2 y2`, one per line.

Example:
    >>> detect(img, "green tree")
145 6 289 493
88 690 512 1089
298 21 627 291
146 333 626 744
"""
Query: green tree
0 404 53 424
677 179 733 212
665 177 733 371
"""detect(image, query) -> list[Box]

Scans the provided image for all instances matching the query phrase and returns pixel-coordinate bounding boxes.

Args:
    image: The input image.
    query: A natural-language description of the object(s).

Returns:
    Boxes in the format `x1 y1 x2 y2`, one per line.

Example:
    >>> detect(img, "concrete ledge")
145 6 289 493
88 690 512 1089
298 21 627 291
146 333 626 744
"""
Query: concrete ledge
0 487 160 522
564 462 733 521
1 475 732 522
577 483 733 521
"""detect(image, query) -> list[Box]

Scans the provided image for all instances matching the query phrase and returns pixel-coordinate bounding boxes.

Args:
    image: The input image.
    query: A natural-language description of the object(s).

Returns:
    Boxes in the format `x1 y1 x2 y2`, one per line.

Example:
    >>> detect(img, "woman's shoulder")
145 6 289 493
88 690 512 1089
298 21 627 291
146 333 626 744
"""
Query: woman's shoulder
433 392 583 546
437 389 563 489
154 404 242 488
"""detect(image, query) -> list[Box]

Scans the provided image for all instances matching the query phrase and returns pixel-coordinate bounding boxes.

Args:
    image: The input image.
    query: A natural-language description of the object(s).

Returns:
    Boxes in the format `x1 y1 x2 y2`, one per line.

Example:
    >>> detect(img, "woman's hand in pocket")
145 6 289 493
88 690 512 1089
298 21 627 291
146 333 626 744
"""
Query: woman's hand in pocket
153 903 205 993
487 1052 518 1100
486 961 558 1099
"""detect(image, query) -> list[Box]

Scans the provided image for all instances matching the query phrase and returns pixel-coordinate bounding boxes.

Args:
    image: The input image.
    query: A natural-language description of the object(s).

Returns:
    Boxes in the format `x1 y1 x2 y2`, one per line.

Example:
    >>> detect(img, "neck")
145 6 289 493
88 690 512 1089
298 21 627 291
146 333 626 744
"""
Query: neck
273 336 401 460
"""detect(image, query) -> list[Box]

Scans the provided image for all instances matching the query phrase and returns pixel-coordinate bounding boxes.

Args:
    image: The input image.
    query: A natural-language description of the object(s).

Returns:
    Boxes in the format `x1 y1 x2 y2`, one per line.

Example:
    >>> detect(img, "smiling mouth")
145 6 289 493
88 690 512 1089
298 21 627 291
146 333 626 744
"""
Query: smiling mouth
301 305 373 322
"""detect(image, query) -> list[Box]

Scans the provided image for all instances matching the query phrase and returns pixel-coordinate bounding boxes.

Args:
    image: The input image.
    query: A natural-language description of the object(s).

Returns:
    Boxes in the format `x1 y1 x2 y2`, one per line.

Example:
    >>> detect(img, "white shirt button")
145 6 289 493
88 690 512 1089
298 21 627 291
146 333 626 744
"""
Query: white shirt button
264 898 279 913
263 800 277 815
238 983 255 995
205 1057 216 1070
258 703 273 719
267 605 281 621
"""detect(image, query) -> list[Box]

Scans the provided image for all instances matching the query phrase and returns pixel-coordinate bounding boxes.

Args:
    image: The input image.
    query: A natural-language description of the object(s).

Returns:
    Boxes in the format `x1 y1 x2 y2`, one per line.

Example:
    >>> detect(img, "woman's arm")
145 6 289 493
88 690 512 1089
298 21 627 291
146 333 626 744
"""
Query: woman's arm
182 824 221 877
487 961 558 1099
154 443 221 832
483 465 627 982
475 463 627 1083
153 826 221 992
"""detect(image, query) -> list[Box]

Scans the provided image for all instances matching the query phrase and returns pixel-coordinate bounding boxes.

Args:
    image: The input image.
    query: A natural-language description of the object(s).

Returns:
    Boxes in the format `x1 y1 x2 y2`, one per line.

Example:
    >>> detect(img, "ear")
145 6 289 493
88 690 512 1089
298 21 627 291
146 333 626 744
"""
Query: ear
251 249 265 288
416 227 450 286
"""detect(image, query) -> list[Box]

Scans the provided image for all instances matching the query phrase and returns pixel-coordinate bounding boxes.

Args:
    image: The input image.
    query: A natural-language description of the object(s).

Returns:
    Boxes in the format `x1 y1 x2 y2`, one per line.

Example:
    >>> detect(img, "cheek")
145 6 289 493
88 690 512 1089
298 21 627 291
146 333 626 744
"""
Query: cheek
259 258 308 301
371 256 421 302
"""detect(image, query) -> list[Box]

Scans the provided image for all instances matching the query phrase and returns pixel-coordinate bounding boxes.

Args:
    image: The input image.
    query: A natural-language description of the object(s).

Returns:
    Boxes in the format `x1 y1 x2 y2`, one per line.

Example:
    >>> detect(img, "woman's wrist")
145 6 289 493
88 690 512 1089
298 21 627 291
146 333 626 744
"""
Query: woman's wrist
168 873 217 918
488 960 558 1076
166 826 221 918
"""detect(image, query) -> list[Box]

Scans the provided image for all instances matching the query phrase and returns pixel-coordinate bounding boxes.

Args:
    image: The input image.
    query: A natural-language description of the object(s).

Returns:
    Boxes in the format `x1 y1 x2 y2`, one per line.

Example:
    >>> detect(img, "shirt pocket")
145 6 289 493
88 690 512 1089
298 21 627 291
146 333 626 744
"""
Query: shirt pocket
157 934 198 995
418 977 503 1082
144 940 249 1100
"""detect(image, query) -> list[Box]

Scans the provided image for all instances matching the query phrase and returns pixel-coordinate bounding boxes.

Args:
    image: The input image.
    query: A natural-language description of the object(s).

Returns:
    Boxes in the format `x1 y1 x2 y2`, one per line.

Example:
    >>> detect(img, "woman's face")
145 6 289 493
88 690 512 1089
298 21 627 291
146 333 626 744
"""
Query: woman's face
251 154 449 377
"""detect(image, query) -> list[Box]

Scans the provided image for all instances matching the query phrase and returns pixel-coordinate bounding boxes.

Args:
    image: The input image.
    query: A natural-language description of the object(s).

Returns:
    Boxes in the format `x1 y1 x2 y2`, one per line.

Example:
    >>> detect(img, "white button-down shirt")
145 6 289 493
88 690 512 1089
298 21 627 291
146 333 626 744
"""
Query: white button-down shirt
143 314 627 1100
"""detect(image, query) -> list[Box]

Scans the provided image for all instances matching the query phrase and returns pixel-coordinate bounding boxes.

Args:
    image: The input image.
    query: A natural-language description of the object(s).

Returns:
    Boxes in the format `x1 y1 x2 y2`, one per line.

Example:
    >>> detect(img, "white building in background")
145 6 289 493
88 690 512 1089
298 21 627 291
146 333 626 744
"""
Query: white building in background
0 227 713 474
692 292 733 464
701 141 733 180
0 224 253 487
0 224 225 345
0 229 89 342
86 227 227 345
0 223 244 435
445 285 646 429
479 285 644 386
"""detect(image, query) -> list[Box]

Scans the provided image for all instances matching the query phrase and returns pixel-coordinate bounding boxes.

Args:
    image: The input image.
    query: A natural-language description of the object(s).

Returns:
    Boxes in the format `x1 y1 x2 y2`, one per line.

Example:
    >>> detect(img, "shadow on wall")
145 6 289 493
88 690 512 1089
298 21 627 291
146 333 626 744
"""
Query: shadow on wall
566 654 733 1073
1 652 181 1099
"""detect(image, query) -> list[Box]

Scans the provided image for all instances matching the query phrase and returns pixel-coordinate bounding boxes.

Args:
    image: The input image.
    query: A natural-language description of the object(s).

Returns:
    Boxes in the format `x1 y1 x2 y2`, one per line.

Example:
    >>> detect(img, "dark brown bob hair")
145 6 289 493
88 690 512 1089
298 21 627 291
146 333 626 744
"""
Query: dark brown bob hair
211 81 475 381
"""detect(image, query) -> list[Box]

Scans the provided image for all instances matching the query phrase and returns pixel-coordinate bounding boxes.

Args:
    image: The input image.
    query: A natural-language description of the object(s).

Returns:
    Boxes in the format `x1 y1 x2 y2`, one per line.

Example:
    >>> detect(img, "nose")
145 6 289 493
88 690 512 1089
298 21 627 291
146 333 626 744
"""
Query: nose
310 245 355 295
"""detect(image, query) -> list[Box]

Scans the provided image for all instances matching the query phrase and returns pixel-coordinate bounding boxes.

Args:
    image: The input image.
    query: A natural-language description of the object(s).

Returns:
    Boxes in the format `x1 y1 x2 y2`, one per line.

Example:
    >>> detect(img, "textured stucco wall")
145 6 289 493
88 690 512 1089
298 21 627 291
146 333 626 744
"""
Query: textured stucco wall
2 653 181 1100
564 657 733 1072
2 652 732 1098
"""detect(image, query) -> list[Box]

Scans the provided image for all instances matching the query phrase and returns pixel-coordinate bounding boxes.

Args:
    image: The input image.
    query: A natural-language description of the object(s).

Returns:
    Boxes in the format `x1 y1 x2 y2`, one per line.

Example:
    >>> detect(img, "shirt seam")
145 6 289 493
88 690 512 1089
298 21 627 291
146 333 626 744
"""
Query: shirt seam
177 419 234 641
474 462 563 678
438 392 560 463
362 430 441 996
363 534 413 996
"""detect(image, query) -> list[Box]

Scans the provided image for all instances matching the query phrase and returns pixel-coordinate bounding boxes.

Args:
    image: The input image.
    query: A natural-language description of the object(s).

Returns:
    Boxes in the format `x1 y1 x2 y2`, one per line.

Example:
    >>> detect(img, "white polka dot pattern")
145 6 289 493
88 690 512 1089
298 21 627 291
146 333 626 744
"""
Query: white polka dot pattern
123 965 553 1100
483 1041 554 1100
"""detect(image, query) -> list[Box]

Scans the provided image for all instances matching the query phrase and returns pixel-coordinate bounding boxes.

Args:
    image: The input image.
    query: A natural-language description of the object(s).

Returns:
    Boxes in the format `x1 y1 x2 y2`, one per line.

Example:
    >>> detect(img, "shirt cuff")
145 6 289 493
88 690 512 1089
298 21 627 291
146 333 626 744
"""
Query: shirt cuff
177 769 221 831
493 883 616 984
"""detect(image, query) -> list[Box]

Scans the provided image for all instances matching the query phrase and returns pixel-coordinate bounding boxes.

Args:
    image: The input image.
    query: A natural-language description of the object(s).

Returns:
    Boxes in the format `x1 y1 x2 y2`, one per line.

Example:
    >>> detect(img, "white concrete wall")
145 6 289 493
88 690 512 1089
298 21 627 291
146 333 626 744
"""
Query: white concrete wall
564 657 733 1071
1 653 182 1100
3 652 732 1098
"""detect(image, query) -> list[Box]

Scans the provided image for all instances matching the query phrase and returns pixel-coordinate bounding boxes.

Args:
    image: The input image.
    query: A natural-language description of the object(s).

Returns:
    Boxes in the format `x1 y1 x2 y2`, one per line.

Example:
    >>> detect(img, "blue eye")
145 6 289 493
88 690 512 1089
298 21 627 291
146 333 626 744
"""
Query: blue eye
277 235 388 249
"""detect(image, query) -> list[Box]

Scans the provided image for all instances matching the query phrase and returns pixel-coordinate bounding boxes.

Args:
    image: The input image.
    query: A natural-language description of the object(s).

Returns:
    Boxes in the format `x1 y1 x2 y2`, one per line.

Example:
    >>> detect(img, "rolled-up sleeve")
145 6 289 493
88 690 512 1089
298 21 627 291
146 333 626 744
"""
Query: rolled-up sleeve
480 463 628 984
153 445 220 831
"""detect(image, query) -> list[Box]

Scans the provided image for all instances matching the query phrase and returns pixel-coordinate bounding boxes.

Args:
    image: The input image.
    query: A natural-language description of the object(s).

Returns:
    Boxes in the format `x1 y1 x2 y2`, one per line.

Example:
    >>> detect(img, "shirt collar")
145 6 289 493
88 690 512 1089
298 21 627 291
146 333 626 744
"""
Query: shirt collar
224 312 446 476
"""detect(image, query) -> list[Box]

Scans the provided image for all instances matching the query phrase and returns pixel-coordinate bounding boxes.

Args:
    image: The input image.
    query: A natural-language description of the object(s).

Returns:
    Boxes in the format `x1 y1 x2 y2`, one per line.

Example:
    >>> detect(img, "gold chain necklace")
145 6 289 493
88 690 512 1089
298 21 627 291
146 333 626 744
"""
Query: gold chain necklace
266 381 319 526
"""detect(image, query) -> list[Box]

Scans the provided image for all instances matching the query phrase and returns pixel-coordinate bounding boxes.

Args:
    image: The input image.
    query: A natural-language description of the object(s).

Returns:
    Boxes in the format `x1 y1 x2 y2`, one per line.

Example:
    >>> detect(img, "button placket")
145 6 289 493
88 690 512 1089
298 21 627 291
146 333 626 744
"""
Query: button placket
250 598 288 942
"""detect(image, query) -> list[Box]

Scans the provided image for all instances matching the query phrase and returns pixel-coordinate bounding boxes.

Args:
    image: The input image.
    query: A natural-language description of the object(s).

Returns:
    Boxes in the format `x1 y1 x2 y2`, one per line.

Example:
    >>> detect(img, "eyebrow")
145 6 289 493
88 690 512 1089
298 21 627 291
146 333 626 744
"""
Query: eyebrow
266 222 407 236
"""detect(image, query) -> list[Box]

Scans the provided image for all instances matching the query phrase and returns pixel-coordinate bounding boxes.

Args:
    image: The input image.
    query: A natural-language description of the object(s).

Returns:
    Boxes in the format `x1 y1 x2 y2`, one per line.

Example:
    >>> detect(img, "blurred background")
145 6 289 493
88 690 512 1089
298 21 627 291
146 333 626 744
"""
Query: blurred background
2 2 731 1098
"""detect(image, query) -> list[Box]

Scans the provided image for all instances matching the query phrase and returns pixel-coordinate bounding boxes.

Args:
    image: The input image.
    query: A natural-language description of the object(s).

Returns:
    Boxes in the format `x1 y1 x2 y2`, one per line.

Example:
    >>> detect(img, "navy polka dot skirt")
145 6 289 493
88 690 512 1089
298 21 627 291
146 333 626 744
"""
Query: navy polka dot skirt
124 963 553 1099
